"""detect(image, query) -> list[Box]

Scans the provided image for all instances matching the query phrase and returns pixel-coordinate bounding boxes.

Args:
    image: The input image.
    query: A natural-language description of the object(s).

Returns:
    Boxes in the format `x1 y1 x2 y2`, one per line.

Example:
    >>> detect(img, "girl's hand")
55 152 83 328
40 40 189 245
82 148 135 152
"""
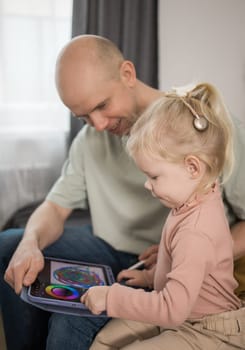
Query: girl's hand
81 286 110 315
117 269 148 287
138 244 159 268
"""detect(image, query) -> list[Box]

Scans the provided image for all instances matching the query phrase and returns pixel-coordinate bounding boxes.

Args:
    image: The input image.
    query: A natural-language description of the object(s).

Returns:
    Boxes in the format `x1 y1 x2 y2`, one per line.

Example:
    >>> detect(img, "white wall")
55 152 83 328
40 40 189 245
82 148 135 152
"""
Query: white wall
158 0 245 122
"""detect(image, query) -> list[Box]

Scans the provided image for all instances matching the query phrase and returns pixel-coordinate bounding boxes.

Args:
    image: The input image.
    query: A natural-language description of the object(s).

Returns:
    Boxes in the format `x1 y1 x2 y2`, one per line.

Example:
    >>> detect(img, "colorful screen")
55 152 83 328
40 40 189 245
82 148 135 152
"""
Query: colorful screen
30 259 108 303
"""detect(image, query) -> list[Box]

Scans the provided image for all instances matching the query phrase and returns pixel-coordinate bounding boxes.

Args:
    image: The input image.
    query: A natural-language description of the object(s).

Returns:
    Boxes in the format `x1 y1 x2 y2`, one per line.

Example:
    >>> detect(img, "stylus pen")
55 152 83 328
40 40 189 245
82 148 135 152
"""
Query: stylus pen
127 260 146 270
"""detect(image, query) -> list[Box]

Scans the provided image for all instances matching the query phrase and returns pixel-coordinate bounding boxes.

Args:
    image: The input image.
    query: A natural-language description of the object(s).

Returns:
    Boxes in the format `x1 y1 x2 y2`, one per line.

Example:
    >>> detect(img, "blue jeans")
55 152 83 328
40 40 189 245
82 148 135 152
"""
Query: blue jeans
0 225 138 350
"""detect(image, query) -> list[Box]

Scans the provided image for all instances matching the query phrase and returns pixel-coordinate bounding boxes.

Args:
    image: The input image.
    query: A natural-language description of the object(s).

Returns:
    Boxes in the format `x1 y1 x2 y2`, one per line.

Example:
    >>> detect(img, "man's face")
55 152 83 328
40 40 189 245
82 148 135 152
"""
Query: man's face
74 79 139 136
58 64 139 136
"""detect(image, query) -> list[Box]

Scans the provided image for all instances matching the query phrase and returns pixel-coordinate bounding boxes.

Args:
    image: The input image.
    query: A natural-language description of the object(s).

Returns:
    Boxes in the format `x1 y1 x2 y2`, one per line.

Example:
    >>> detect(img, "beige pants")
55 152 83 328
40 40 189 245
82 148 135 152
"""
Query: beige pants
90 308 245 350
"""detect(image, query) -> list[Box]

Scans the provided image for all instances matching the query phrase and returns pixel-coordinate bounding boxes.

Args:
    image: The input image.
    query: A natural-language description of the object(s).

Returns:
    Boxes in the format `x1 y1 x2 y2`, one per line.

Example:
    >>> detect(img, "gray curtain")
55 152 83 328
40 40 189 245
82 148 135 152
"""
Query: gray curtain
70 0 158 140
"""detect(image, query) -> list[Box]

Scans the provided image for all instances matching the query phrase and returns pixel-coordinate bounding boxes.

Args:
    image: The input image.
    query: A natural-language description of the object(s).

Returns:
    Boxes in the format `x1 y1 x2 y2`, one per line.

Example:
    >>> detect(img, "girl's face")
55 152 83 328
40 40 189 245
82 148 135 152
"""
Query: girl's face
134 153 202 209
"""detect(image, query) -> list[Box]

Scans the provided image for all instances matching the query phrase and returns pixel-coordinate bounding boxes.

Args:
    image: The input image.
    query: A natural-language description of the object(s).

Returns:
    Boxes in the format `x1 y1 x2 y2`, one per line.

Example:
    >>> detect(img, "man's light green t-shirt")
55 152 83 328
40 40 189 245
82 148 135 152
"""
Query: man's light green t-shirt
47 125 166 254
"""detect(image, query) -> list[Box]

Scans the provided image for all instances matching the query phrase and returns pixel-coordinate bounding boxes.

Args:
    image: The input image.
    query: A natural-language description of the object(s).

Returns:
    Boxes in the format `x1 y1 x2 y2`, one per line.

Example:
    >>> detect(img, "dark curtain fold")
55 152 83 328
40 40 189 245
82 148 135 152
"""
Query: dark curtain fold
70 0 158 140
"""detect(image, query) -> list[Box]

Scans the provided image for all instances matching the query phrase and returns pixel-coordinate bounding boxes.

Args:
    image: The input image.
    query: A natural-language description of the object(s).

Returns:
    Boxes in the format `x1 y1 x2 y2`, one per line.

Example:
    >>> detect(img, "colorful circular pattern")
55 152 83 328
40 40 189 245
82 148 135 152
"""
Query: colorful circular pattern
45 285 79 300
53 267 105 288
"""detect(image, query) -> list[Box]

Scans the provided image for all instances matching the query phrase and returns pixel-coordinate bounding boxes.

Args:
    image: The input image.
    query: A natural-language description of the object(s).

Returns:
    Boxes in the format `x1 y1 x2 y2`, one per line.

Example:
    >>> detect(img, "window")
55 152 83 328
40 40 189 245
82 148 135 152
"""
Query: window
0 0 73 133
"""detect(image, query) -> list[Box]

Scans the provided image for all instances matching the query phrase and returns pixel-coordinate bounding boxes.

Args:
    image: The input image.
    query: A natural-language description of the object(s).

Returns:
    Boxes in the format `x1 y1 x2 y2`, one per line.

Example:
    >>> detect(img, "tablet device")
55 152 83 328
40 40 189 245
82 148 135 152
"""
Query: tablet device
21 257 115 316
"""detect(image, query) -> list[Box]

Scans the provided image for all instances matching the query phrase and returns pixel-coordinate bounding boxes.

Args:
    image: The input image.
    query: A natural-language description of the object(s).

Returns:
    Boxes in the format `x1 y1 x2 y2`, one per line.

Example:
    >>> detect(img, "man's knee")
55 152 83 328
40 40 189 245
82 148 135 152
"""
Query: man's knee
47 313 109 349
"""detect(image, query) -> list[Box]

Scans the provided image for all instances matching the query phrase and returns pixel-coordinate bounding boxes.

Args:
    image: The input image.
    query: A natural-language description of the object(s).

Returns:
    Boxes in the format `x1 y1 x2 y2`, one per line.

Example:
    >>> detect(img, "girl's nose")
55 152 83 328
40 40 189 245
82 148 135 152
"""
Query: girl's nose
144 179 152 191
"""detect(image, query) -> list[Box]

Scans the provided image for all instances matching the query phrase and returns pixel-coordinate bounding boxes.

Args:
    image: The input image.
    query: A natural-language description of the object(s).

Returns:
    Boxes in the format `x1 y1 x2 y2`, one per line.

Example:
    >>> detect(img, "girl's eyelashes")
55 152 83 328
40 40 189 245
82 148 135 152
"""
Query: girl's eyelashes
149 175 158 180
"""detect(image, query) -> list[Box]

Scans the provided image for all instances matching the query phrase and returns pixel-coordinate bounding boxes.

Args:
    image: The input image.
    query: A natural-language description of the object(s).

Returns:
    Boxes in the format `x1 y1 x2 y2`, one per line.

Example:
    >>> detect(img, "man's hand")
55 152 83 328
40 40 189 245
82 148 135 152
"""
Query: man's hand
81 286 110 315
138 244 159 268
4 239 44 294
117 269 148 287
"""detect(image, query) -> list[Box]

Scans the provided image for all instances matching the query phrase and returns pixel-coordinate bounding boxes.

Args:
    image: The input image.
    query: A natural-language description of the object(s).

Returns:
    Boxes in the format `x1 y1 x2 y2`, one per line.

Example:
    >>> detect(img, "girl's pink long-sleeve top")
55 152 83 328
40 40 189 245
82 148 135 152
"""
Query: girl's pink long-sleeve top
106 185 241 327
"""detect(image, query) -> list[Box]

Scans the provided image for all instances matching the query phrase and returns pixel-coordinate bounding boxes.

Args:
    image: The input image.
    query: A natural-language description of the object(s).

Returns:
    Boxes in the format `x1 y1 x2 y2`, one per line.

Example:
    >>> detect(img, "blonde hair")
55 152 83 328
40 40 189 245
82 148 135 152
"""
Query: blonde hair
127 82 234 189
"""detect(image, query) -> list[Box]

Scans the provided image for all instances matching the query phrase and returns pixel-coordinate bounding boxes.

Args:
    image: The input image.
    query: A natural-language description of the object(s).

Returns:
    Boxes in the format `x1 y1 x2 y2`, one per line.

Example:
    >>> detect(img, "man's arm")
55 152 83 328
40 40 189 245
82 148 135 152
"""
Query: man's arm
24 200 72 249
223 118 245 260
231 220 245 260
4 200 72 294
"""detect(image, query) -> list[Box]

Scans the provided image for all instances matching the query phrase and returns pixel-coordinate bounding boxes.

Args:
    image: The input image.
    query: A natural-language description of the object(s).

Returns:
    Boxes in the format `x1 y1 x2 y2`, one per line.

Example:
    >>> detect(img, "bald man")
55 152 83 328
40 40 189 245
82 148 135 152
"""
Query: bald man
0 35 245 350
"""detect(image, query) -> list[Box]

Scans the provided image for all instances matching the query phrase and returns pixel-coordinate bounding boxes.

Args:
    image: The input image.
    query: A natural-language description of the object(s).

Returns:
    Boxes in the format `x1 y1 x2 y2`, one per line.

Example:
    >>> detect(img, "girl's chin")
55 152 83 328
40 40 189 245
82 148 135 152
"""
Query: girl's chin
159 198 175 208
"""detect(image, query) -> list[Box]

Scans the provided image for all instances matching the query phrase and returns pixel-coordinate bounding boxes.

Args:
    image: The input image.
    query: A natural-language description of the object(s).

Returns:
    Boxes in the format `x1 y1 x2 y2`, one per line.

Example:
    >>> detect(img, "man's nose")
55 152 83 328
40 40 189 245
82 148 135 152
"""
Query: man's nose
90 112 109 131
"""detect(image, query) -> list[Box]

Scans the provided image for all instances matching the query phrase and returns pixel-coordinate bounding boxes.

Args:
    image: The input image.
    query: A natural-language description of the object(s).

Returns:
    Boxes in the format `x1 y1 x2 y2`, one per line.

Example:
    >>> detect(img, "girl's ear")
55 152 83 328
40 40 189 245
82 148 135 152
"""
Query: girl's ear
120 60 136 87
184 155 204 179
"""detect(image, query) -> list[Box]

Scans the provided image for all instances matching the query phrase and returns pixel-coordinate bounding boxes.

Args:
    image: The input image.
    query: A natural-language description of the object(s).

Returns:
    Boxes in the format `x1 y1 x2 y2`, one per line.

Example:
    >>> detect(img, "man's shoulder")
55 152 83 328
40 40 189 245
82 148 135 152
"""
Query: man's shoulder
232 116 245 139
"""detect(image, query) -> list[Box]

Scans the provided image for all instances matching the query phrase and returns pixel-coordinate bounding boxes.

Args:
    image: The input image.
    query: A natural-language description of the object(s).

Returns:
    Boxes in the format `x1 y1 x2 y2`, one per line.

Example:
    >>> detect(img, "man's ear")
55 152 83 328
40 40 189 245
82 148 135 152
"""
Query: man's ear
184 155 203 179
120 60 136 87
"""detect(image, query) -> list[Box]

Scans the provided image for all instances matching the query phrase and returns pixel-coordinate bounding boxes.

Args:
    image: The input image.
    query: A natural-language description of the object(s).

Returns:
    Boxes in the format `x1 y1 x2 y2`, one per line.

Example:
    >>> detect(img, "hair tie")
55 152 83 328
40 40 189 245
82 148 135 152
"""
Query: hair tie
170 84 209 131
180 97 208 132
